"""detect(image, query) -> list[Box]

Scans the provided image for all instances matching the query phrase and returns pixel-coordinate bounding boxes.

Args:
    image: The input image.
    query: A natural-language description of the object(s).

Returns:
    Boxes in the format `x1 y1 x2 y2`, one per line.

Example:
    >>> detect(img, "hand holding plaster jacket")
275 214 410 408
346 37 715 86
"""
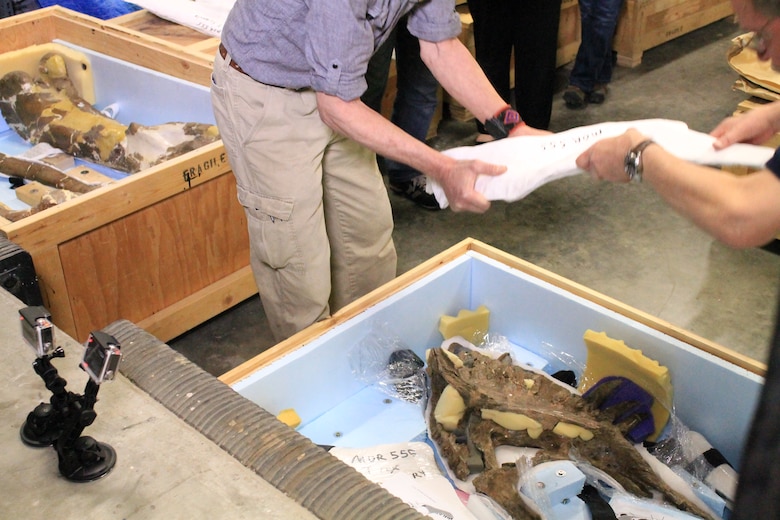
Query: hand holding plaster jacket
575 107 780 248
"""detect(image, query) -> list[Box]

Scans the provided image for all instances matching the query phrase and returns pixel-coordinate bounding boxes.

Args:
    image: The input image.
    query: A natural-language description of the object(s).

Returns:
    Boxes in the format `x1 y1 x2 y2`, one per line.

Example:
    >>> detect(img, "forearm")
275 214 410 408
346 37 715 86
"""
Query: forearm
419 38 507 124
316 92 507 213
316 93 455 182
641 147 780 247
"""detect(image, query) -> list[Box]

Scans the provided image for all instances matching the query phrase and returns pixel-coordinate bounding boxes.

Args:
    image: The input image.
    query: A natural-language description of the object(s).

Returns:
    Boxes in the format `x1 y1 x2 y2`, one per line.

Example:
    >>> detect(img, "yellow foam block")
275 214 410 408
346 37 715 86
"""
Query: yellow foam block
579 330 673 441
276 408 301 429
15 181 49 206
438 305 490 344
0 43 95 104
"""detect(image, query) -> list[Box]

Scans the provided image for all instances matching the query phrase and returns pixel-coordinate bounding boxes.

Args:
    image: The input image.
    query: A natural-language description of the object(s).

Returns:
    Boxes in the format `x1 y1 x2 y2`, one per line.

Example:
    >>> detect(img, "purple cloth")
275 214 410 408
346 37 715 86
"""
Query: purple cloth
583 375 656 443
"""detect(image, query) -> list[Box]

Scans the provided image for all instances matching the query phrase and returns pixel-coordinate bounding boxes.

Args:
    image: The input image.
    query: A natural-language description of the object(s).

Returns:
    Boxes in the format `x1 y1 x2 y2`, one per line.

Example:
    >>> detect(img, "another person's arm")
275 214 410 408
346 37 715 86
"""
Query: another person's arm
418 37 545 139
576 128 780 248
711 100 780 149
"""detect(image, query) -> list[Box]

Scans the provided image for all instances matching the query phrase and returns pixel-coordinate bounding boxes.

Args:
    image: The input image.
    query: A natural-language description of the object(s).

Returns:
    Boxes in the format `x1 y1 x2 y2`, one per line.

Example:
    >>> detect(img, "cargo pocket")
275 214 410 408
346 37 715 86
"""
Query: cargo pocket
237 187 296 270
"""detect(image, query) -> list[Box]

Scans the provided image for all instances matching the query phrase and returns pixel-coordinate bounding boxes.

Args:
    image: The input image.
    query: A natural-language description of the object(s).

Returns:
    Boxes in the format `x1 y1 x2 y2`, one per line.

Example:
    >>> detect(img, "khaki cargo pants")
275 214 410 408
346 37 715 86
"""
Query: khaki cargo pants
211 50 397 342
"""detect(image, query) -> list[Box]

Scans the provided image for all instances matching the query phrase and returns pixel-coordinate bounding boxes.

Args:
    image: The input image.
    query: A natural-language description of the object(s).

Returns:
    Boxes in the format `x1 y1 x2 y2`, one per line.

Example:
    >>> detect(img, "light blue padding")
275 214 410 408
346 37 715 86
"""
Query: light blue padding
297 385 424 449
0 38 214 201
521 460 585 503
231 251 763 470
55 40 214 127
520 461 589 520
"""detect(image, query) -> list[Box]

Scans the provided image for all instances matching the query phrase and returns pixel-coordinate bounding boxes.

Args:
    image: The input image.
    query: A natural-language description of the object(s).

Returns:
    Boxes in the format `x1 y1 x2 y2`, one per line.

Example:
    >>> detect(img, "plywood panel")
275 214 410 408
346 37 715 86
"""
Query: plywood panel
58 173 248 339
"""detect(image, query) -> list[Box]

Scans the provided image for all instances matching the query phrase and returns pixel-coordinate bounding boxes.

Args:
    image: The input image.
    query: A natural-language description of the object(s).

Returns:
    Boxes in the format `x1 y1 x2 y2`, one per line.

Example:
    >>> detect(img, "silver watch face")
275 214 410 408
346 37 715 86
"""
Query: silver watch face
624 152 639 180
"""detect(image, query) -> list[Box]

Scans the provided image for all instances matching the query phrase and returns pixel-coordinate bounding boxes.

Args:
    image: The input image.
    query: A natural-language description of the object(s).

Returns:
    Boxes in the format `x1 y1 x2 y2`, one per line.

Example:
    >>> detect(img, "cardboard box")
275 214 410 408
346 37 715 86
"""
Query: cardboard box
614 0 734 67
0 7 253 342
222 238 763 470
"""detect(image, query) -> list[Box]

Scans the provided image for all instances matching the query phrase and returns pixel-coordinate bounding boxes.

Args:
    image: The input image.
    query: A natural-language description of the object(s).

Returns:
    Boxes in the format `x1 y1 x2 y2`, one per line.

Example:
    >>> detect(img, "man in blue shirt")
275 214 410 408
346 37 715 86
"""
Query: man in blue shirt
213 0 543 341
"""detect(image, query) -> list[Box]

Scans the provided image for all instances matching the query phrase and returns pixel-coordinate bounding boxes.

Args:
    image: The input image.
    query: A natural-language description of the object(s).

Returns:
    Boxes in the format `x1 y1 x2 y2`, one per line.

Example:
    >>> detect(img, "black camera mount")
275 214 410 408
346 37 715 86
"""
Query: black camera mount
20 307 120 482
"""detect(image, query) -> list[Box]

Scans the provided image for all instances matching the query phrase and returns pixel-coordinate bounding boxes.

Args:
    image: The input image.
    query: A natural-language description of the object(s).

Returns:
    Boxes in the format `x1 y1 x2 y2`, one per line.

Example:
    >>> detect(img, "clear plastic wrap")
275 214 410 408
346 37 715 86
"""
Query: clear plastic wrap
349 321 428 404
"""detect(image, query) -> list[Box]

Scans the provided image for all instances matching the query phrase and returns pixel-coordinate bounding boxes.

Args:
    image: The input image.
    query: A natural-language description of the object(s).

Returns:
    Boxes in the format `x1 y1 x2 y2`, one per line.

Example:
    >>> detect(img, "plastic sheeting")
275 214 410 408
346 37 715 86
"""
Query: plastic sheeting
128 0 232 37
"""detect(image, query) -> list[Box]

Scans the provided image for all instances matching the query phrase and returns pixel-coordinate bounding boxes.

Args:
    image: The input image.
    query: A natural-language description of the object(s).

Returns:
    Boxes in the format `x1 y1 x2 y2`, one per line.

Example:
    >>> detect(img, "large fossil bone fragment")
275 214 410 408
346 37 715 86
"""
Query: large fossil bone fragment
426 346 715 520
0 52 220 174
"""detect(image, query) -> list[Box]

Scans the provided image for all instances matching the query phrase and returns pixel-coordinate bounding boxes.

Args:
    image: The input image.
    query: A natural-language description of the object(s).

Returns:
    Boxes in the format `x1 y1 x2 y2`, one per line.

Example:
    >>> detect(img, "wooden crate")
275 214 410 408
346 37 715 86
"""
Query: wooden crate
222 238 762 473
614 0 734 67
0 7 255 342
558 0 582 68
109 9 219 60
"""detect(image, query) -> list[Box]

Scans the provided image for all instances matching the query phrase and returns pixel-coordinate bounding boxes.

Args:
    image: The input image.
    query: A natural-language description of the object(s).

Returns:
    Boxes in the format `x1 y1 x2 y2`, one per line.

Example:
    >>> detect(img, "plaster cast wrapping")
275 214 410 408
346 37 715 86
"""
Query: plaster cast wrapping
430 119 774 209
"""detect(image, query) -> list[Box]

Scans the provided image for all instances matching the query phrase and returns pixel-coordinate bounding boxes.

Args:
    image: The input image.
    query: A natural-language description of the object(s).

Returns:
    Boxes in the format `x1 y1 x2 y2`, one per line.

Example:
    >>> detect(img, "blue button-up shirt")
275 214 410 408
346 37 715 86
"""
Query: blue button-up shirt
221 0 461 101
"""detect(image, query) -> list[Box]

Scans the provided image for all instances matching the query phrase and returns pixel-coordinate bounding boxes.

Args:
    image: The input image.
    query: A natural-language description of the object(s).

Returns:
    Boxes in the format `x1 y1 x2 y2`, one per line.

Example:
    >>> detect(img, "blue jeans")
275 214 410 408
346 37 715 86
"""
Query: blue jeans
362 19 439 184
569 0 625 93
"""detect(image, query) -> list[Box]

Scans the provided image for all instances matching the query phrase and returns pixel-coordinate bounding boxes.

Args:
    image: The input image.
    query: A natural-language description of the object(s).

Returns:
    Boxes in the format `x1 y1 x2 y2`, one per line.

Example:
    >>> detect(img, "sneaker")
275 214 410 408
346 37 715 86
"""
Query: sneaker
388 175 441 211
587 84 608 105
563 85 587 109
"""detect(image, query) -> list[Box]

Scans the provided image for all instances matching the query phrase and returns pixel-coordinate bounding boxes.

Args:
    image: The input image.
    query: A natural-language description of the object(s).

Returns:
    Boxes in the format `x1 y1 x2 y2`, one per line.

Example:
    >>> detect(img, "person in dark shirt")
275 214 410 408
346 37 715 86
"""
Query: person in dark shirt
467 0 562 140
576 1 780 515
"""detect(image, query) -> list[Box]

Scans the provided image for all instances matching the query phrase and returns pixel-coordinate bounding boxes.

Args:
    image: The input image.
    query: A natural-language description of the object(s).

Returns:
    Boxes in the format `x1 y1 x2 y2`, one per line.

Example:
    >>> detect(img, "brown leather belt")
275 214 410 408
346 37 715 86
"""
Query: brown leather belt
219 42 249 77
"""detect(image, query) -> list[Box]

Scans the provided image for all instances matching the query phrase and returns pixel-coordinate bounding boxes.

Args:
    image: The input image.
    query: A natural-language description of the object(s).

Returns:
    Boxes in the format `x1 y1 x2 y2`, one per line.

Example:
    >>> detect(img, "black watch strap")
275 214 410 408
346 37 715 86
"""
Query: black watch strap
484 108 524 140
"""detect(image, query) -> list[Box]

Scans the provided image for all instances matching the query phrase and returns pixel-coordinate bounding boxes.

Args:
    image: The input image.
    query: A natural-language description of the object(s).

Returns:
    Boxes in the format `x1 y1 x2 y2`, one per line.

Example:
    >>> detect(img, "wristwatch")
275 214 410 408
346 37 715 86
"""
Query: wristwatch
623 139 656 183
484 107 524 140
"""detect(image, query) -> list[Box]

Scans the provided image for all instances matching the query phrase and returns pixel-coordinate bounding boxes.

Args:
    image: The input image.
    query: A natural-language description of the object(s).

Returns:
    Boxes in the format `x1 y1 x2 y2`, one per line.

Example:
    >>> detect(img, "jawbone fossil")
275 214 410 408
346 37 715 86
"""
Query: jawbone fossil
426 345 715 520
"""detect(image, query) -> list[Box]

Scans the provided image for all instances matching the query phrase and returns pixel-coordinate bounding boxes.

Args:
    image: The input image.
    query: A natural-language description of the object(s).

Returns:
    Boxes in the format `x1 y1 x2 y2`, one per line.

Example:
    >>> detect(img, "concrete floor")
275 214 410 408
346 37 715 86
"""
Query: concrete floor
170 17 780 378
0 289 319 520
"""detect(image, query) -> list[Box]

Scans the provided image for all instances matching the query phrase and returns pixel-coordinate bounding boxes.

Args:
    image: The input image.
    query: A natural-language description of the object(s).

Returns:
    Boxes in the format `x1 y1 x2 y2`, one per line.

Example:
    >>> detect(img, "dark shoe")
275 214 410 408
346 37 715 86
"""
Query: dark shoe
563 85 587 109
389 176 441 211
587 84 609 105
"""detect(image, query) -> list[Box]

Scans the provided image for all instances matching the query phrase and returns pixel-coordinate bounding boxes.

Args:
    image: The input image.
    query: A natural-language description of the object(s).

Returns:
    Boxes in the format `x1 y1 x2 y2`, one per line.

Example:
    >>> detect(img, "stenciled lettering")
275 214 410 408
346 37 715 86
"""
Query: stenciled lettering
182 153 229 184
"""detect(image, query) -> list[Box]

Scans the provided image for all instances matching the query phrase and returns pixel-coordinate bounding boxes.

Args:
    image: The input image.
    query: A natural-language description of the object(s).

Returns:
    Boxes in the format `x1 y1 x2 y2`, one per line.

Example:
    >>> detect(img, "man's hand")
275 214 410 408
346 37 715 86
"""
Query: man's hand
437 159 507 213
576 129 647 182
710 102 780 149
